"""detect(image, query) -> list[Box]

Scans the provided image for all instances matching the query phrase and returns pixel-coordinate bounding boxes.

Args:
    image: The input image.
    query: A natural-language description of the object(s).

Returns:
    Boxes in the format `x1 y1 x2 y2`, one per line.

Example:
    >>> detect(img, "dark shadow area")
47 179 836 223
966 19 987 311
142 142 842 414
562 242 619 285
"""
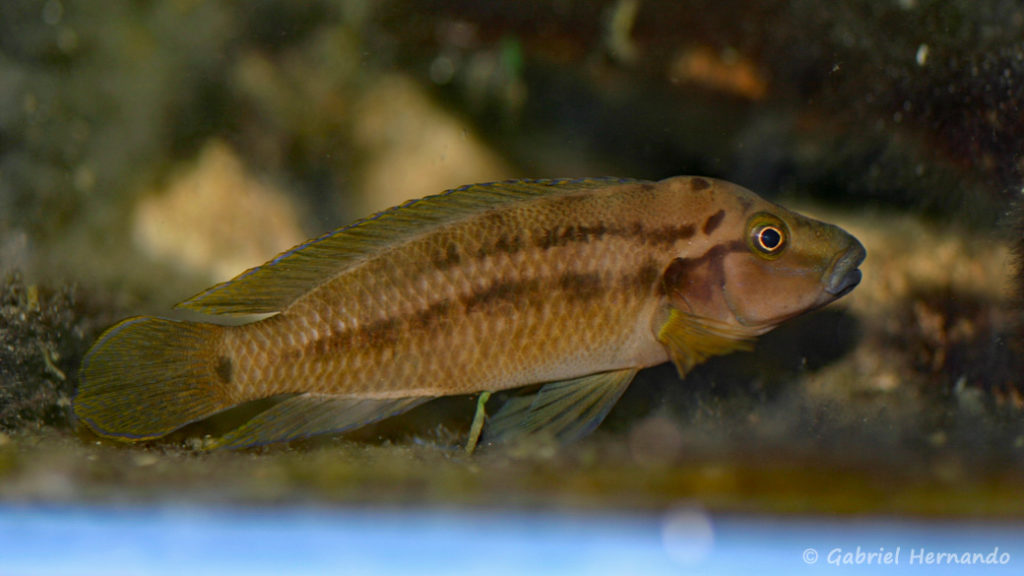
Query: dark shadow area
611 308 862 424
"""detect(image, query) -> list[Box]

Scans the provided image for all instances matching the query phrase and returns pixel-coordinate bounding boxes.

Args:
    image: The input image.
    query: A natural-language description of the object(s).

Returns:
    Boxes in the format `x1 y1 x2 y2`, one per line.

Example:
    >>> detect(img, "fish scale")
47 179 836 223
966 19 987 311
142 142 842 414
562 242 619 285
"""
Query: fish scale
232 198 676 397
73 176 865 449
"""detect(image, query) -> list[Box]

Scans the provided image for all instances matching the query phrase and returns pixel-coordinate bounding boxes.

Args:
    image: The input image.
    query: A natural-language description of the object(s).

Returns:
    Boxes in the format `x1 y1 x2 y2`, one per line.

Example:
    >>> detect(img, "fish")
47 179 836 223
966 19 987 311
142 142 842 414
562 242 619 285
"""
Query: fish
73 176 865 450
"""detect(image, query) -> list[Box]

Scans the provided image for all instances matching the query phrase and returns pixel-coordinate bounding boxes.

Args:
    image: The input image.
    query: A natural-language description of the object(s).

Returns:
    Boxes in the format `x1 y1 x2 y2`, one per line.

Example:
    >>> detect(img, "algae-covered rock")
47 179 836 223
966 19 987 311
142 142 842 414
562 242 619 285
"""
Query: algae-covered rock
0 274 108 432
132 141 306 282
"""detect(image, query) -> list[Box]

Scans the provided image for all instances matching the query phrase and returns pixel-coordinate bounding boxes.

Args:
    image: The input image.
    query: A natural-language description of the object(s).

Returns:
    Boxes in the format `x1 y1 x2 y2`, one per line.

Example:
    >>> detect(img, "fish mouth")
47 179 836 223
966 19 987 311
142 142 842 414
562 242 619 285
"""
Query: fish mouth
824 240 866 298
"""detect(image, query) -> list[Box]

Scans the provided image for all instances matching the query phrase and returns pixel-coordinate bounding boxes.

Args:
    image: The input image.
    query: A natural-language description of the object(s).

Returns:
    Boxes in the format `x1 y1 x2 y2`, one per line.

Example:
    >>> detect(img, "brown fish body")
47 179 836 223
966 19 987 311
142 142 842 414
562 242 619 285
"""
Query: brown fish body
75 176 865 448
225 178 739 401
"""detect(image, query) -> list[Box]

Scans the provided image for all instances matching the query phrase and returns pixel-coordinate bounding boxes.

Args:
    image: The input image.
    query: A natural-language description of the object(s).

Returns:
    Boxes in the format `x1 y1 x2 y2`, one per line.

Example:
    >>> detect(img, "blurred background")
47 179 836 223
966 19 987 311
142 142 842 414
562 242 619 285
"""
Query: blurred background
1 0 1024 573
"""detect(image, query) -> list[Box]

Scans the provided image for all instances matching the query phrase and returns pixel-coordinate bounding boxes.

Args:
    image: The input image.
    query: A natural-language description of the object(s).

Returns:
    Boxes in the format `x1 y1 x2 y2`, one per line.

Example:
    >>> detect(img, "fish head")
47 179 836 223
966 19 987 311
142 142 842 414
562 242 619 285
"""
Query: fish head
662 181 865 337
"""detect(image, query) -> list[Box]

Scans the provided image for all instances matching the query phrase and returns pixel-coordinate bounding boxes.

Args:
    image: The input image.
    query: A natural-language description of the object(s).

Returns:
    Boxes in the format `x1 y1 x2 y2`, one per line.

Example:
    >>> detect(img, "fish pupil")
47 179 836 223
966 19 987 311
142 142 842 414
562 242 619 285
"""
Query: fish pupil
757 227 783 251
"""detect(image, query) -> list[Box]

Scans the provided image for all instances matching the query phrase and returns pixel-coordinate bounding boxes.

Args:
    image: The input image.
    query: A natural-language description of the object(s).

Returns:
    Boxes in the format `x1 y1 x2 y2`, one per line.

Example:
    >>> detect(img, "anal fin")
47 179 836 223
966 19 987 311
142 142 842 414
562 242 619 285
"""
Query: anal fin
206 394 429 450
482 368 638 447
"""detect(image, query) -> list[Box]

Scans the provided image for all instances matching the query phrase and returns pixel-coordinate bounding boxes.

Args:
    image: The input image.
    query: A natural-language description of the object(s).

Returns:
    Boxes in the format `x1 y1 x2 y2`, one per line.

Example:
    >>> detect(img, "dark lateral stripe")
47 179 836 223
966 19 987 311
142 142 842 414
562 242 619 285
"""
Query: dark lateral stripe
530 222 696 251
462 278 542 312
296 265 665 358
558 272 604 301
621 259 662 293
428 220 700 271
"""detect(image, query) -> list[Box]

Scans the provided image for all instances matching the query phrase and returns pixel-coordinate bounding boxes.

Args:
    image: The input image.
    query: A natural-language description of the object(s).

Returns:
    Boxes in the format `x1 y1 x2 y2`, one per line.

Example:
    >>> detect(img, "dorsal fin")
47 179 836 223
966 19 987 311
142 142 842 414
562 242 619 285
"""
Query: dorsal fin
176 177 640 315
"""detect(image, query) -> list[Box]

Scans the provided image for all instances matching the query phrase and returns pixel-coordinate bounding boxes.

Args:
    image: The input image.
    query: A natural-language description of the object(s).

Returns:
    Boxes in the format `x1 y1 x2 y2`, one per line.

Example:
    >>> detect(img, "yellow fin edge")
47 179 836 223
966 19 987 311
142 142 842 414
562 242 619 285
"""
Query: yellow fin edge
657 308 756 377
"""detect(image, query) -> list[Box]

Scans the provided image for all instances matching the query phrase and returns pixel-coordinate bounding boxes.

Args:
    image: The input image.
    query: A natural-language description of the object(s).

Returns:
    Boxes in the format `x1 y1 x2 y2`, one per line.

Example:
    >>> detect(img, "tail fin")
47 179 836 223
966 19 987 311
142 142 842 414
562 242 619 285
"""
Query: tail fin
74 316 234 441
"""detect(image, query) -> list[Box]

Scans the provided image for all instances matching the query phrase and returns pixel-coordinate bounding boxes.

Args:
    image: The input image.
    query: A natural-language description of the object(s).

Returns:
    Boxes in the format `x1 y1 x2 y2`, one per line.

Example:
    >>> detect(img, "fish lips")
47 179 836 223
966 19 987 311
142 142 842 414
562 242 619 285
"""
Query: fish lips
824 241 866 298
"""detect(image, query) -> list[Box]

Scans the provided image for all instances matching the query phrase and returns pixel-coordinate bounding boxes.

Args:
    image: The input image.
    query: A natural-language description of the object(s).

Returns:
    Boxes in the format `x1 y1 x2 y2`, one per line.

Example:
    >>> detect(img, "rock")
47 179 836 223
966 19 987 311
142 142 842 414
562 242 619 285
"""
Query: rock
351 74 512 214
132 141 306 282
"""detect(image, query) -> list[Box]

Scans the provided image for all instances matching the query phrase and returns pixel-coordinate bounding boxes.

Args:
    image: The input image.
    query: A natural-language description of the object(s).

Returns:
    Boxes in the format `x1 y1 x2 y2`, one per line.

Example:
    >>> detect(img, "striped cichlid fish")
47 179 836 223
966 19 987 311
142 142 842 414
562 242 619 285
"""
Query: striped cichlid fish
74 176 865 450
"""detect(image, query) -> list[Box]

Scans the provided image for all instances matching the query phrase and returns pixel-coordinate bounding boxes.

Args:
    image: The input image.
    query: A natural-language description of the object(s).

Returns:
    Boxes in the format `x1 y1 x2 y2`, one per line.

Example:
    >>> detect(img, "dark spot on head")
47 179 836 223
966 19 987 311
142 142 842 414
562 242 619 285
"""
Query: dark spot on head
691 178 711 191
702 210 726 235
215 356 233 384
737 196 754 213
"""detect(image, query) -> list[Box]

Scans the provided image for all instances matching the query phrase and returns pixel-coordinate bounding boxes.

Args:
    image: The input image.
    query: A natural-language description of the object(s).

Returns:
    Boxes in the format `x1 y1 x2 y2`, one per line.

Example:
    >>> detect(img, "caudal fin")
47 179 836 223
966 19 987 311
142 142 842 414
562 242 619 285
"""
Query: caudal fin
74 316 234 441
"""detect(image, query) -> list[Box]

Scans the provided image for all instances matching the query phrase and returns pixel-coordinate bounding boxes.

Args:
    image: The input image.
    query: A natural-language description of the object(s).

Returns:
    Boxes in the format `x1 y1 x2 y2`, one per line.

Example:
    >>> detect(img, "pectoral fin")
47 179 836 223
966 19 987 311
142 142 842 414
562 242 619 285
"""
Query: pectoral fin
206 394 430 450
657 307 756 378
482 368 638 446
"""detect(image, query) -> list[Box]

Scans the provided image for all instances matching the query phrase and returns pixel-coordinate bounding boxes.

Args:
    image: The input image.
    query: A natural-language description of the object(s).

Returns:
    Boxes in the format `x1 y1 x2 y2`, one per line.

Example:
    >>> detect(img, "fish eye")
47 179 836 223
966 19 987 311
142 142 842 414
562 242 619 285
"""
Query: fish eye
755 226 784 253
746 213 788 258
